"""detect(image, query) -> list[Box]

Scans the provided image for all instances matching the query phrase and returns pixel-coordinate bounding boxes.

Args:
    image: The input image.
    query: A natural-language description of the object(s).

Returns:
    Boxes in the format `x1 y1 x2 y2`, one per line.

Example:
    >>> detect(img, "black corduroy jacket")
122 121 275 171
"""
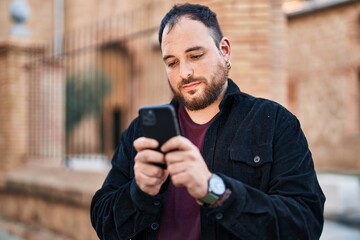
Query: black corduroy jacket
90 79 325 240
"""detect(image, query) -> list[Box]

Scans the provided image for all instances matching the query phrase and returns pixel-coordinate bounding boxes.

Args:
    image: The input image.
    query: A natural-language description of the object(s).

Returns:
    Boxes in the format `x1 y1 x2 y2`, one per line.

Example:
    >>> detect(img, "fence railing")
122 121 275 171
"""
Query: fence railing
26 3 170 170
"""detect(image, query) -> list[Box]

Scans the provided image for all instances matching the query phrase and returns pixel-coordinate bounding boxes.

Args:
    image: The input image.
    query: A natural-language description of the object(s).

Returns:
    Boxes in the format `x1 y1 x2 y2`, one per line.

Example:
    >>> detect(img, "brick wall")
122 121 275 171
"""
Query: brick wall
0 41 30 173
287 2 360 169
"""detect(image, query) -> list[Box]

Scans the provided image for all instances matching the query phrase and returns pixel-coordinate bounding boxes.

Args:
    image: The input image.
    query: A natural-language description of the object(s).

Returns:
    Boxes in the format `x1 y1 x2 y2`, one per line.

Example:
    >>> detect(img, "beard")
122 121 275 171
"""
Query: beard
169 61 229 111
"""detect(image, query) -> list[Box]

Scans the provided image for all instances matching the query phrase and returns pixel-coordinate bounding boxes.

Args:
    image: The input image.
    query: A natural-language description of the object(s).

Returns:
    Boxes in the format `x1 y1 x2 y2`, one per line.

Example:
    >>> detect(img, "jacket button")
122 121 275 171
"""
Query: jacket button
215 213 223 220
254 155 261 163
153 201 160 206
151 222 159 230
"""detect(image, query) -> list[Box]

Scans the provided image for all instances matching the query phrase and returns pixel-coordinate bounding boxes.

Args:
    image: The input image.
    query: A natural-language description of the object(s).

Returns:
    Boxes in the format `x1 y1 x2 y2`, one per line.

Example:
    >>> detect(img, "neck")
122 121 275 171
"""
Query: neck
185 81 228 124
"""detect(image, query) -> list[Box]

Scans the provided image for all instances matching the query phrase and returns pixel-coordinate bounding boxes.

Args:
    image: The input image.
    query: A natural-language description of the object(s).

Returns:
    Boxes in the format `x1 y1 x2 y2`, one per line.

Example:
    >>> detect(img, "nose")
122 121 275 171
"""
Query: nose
179 61 193 80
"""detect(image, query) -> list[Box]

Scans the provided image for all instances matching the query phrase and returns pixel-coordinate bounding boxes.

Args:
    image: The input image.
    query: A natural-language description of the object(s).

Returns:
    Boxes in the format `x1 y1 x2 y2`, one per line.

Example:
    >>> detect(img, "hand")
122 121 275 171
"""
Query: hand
161 136 212 199
133 137 169 196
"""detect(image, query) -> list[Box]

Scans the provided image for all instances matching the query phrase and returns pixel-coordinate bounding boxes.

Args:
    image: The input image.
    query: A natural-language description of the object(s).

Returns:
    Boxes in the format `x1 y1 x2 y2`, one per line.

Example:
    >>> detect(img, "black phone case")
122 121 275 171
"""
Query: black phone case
139 104 180 147
139 104 180 169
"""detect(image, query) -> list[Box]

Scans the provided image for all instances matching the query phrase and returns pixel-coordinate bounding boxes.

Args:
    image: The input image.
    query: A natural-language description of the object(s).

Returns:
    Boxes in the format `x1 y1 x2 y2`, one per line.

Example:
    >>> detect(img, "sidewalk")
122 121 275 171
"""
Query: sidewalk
321 220 360 239
0 220 359 240
0 229 23 240
0 216 71 240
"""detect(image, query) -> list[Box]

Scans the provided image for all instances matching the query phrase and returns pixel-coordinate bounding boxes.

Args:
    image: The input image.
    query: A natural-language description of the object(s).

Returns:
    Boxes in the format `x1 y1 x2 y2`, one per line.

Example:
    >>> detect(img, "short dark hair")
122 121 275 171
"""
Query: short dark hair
158 3 223 48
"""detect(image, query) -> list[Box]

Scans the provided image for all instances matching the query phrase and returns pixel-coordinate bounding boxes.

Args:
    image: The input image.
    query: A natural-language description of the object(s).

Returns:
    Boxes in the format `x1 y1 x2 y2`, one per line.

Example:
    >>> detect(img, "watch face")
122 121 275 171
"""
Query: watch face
209 175 226 195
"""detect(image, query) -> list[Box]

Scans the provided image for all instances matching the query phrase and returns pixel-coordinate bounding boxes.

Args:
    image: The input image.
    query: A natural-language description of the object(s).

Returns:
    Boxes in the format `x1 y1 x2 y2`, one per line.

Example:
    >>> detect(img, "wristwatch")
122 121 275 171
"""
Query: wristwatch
198 174 226 206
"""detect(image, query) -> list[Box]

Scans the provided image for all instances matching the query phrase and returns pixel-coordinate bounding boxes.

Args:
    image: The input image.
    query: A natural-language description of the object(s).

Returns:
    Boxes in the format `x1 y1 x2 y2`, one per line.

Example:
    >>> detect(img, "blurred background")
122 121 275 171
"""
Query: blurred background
0 0 359 239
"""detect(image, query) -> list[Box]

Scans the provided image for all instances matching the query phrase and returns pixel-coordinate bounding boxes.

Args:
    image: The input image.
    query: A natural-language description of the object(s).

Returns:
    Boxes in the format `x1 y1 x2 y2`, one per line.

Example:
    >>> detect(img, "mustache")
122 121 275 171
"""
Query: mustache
177 77 206 88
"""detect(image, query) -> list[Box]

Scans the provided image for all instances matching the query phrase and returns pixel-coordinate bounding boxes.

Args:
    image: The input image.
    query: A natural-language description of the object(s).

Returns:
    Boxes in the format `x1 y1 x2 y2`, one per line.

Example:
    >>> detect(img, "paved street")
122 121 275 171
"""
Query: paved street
0 230 22 240
0 220 359 240
321 220 360 239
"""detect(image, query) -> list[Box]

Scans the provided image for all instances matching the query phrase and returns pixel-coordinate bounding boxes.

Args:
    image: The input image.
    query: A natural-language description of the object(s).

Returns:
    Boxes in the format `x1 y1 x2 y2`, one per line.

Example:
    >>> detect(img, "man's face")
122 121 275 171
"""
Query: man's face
161 17 230 111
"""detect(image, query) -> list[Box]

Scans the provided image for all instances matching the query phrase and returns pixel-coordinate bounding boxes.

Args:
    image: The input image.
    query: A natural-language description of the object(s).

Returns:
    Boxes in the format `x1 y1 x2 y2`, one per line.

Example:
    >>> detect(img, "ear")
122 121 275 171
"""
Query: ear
219 37 231 61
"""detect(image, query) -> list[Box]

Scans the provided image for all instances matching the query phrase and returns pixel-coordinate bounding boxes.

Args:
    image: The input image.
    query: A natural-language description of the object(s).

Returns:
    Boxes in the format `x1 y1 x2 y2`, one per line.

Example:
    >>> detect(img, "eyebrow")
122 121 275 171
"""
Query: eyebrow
162 46 204 62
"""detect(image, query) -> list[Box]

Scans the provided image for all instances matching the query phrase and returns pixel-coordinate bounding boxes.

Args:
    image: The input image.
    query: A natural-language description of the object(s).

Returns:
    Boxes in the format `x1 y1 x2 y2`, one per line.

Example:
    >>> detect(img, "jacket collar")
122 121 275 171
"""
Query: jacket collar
219 78 241 110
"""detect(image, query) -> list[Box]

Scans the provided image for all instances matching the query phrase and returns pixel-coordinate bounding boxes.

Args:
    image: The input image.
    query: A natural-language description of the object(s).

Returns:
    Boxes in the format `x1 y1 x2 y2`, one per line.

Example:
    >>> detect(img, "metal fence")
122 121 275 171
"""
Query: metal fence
27 5 165 169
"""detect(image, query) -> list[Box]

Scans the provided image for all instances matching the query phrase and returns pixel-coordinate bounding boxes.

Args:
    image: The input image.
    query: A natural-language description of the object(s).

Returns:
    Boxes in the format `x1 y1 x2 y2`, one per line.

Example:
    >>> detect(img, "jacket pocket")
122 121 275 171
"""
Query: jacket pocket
230 143 273 192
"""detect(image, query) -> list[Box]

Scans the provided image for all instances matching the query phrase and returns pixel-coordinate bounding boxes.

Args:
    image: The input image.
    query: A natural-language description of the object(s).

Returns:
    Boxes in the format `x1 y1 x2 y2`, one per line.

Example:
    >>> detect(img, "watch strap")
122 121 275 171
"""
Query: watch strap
199 192 219 205
209 188 232 208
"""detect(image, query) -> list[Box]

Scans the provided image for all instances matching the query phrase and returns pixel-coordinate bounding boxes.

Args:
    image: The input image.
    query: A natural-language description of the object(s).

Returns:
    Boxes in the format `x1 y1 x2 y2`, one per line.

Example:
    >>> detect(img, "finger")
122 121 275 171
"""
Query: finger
135 149 165 166
135 176 163 196
134 169 169 196
134 158 166 178
167 161 187 175
134 137 159 151
161 136 195 153
165 150 197 165
136 171 166 186
170 170 208 199
170 171 188 188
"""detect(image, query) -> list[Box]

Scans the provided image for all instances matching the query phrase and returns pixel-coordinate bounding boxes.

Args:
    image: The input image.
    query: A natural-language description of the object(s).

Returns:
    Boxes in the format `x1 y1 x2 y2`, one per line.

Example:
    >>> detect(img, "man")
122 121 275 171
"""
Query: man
91 3 325 240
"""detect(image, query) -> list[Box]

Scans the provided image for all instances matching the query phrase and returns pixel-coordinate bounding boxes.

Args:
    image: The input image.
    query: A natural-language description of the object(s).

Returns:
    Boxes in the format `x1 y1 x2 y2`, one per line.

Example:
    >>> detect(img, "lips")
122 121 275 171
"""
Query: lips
181 81 201 91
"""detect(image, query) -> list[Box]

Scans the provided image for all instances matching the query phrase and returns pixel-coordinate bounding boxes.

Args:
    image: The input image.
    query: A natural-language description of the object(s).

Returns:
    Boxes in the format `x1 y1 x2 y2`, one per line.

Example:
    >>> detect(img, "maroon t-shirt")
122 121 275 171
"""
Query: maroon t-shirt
157 106 216 240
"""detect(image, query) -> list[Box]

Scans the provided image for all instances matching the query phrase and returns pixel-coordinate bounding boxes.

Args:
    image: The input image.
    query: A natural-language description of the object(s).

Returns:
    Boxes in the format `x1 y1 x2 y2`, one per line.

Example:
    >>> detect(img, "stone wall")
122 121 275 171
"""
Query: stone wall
0 167 106 240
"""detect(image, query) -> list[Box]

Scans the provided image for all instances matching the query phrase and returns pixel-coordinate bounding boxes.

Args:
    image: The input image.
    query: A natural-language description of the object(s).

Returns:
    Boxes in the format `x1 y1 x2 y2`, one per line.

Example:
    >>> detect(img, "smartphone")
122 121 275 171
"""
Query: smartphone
139 104 181 168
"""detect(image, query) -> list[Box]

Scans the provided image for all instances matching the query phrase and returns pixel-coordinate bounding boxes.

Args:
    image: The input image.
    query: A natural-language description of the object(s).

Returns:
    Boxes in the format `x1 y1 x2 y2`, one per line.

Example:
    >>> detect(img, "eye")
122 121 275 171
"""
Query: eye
191 53 203 60
167 60 178 68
